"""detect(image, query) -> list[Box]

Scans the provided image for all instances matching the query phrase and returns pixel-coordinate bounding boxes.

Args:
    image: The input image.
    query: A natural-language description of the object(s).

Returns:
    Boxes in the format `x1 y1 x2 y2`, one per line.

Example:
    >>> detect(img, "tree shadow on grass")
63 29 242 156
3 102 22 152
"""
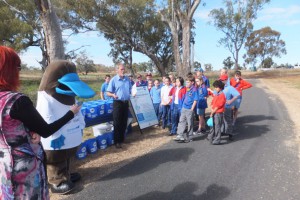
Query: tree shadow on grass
132 182 230 200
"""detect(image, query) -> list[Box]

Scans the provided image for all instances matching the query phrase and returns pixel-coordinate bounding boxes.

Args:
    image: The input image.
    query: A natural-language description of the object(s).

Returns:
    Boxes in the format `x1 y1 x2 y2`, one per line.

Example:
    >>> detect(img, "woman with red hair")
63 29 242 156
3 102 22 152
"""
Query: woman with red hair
0 46 81 199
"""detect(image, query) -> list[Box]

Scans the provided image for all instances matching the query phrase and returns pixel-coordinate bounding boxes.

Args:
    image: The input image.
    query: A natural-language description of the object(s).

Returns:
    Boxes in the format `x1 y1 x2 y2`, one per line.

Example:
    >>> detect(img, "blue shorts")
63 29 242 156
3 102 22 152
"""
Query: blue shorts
197 108 205 116
233 96 242 109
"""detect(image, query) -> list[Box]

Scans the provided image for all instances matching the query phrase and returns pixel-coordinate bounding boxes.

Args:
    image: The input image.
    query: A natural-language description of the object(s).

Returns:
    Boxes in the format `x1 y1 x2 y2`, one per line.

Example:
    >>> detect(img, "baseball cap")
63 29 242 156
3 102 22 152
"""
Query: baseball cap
56 73 95 98
219 74 228 81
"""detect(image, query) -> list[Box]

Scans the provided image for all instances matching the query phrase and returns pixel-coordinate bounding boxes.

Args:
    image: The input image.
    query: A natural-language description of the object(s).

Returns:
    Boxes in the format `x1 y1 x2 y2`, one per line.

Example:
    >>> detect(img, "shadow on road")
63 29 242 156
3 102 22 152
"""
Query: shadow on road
100 147 194 181
237 114 277 124
232 114 274 142
132 182 230 200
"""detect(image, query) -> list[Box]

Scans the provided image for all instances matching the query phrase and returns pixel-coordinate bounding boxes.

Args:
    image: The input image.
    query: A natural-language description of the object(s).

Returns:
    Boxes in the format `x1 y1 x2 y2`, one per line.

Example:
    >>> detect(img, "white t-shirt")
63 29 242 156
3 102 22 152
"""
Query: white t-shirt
36 91 85 150
161 85 173 105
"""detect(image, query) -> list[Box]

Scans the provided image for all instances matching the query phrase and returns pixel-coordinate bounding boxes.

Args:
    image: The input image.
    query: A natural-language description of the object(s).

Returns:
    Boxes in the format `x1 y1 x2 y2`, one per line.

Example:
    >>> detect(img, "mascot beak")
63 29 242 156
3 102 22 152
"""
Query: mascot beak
55 73 95 98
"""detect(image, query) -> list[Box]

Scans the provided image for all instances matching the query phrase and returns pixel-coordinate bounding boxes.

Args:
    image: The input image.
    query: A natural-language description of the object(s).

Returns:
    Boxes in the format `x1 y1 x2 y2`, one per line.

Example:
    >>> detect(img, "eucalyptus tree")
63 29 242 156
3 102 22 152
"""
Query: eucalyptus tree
0 0 40 51
95 0 173 76
159 0 201 76
209 0 270 70
0 0 96 69
244 26 286 68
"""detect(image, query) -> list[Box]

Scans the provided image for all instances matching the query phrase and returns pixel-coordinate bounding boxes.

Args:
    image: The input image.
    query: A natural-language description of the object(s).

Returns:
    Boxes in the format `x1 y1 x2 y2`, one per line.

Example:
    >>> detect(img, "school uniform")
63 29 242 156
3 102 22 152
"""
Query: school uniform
230 77 252 109
150 85 162 120
176 86 198 141
197 84 208 116
169 86 186 135
161 84 173 128
222 83 240 137
101 82 113 100
207 91 226 144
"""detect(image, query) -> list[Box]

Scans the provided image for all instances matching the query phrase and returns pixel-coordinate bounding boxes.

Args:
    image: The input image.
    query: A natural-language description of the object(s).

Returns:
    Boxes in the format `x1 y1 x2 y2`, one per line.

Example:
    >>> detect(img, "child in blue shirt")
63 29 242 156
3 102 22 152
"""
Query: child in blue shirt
100 75 112 100
195 76 208 135
150 79 162 121
174 76 198 143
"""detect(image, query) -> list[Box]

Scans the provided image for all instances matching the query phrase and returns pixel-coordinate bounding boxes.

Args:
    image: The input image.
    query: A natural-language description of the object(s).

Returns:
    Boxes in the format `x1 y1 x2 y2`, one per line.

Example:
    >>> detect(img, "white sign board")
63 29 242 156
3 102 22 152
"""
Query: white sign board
130 86 158 129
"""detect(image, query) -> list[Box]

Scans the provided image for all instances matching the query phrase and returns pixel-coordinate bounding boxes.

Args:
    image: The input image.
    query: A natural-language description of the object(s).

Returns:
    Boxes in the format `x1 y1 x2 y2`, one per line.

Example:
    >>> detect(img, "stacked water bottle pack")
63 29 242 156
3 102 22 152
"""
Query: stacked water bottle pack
76 122 114 160
76 99 132 160
81 99 113 120
76 99 114 160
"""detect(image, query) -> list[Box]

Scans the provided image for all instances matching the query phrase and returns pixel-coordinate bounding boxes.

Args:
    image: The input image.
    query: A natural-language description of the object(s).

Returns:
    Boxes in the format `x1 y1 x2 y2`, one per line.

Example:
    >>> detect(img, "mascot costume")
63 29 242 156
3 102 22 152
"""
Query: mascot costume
36 60 95 194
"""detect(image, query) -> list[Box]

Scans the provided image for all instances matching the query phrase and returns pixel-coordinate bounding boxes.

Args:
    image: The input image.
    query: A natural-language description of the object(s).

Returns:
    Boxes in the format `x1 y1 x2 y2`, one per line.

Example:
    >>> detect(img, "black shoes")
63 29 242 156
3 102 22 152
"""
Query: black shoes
70 172 81 183
228 134 234 141
50 181 75 194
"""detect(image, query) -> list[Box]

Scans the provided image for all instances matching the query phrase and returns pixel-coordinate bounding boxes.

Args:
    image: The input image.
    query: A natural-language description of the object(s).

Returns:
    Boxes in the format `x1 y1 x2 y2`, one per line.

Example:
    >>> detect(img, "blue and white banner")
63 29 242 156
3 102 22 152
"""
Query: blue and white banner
130 86 158 129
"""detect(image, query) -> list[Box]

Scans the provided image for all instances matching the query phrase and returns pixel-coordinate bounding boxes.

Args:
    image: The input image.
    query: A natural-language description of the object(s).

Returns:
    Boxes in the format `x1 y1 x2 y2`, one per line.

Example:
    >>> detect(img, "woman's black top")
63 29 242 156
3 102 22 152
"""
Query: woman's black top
9 96 74 138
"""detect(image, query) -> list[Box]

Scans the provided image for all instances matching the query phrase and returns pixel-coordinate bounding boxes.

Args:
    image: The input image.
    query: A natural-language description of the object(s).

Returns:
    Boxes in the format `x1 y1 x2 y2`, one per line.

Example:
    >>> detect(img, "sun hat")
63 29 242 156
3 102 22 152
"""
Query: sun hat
56 73 95 98
219 74 228 81
207 117 214 127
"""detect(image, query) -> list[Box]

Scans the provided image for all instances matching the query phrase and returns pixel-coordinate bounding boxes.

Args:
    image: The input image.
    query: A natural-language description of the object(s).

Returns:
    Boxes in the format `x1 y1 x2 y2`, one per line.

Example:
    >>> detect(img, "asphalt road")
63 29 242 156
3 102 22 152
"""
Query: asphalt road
67 79 300 200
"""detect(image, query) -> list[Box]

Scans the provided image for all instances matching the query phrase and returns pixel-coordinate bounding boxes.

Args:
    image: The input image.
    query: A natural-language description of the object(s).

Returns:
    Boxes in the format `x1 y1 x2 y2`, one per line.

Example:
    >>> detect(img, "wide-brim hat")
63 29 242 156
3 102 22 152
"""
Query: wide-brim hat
56 73 95 98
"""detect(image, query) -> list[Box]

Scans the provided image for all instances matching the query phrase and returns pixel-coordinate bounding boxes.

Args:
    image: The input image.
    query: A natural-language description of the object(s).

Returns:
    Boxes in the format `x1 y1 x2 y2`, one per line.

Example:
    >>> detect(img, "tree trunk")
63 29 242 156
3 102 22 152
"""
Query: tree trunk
160 0 200 77
181 20 191 76
235 49 239 70
128 48 135 77
170 24 182 76
34 0 64 66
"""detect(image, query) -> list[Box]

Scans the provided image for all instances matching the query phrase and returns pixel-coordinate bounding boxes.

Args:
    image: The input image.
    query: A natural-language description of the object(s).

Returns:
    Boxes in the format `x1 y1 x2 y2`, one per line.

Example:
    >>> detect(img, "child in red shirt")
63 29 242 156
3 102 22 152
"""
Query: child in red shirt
230 70 252 125
207 80 226 145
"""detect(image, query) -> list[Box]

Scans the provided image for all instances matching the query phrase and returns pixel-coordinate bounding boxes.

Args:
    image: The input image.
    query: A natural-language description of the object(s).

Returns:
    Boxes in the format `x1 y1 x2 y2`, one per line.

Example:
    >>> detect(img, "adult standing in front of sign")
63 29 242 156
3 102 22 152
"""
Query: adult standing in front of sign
107 64 132 148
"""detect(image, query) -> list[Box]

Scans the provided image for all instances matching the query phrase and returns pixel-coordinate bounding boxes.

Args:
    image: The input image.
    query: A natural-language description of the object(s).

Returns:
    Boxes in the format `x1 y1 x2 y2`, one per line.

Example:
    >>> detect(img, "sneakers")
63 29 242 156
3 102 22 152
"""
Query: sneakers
173 135 192 143
193 129 207 136
173 135 184 141
212 141 220 145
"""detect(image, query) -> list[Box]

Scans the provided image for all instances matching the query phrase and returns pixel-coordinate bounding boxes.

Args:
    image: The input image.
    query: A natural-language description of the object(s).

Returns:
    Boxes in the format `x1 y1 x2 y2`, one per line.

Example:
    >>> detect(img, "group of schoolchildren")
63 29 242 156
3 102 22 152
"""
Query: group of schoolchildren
100 69 252 145
148 68 252 145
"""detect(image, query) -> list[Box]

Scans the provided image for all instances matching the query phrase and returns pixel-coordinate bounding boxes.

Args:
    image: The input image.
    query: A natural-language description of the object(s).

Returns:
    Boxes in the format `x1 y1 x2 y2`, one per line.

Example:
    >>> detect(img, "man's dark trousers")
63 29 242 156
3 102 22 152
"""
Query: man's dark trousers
113 100 129 144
